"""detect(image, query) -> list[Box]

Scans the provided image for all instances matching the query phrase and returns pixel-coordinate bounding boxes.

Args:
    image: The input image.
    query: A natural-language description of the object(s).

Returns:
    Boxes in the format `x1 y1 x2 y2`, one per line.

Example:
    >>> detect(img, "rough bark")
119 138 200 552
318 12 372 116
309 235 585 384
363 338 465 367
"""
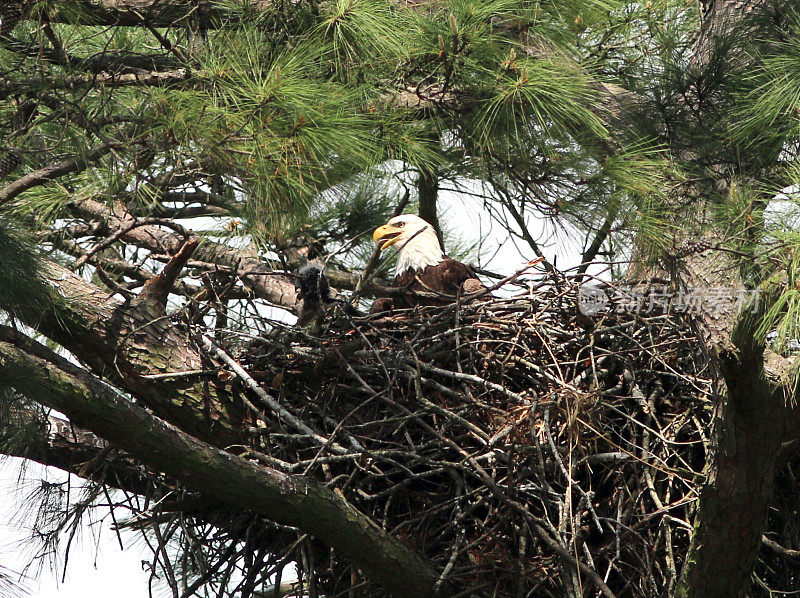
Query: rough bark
0 333 447 597
12 261 245 446
675 307 788 597
668 1 795 594
418 167 444 252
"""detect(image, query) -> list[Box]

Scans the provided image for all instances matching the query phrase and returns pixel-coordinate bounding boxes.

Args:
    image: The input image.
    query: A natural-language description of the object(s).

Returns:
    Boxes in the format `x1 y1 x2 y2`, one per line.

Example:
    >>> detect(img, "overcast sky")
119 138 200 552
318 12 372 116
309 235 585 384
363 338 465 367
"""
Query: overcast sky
0 459 152 597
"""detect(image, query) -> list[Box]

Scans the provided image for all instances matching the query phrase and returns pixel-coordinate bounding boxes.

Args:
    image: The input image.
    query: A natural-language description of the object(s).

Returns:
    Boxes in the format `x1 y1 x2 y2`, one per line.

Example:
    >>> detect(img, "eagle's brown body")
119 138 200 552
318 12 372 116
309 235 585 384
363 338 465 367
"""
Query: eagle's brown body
388 257 482 309
369 215 486 313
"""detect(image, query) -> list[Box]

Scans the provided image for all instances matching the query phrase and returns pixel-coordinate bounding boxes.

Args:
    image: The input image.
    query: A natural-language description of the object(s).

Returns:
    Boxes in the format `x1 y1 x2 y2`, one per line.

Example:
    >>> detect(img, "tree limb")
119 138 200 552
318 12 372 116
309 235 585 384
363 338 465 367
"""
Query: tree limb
0 142 117 207
0 403 160 496
2 259 244 445
0 333 448 598
0 68 198 99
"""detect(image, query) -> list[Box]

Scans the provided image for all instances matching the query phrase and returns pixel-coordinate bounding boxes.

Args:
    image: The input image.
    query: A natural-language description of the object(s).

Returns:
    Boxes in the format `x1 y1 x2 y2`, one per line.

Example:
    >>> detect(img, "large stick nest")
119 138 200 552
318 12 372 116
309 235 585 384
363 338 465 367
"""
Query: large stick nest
232 278 714 596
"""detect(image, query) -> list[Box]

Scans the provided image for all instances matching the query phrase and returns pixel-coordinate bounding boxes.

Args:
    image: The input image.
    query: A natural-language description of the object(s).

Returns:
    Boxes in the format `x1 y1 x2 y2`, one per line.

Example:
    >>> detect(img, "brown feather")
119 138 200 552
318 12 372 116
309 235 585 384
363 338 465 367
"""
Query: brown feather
370 257 485 313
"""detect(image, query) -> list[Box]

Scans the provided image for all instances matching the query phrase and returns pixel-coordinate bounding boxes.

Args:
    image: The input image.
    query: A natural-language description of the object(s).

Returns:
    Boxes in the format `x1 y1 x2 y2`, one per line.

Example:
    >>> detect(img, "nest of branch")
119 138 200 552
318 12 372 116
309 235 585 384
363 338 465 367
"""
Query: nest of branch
229 278 714 597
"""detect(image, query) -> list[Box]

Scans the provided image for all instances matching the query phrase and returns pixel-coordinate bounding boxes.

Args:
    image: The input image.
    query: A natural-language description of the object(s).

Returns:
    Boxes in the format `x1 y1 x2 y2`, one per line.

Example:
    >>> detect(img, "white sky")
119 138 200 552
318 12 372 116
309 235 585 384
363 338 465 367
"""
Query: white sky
0 459 151 597
0 187 587 596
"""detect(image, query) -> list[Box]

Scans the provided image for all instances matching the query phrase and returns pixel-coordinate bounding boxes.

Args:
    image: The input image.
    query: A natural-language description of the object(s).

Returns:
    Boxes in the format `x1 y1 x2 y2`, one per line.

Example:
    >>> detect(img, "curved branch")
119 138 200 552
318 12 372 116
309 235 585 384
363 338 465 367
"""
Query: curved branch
0 333 447 598
0 68 197 100
0 142 117 207
4 260 243 446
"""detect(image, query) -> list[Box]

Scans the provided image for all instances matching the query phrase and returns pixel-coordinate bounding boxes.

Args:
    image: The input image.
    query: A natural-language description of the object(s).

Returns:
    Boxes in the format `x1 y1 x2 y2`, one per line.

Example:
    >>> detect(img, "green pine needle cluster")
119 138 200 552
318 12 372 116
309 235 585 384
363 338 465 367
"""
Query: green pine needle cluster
0 219 52 321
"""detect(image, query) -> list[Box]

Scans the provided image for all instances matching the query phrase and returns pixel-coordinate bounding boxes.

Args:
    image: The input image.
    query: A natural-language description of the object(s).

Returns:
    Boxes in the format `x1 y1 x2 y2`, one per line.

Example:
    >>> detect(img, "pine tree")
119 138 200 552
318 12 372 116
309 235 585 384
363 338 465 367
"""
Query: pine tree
1 0 800 596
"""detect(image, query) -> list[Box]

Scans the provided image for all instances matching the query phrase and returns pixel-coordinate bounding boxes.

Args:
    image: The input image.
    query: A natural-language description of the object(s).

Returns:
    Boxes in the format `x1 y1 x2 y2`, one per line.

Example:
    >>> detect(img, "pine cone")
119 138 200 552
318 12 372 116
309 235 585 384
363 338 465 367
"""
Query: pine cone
132 140 156 170
0 151 21 178
0 1 24 38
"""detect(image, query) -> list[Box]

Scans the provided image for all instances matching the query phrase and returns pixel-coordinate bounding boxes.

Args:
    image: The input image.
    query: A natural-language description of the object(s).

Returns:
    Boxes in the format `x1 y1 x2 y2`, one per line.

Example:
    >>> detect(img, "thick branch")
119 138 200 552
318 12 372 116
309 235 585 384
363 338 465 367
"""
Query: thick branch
0 405 159 496
0 68 197 99
0 334 447 597
5 261 243 446
136 237 199 307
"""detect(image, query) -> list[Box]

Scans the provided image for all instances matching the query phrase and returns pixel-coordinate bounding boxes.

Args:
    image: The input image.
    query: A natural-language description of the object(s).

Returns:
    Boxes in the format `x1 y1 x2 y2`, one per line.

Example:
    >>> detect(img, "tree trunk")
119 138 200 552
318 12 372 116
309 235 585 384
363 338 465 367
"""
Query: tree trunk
676 315 787 596
418 167 445 252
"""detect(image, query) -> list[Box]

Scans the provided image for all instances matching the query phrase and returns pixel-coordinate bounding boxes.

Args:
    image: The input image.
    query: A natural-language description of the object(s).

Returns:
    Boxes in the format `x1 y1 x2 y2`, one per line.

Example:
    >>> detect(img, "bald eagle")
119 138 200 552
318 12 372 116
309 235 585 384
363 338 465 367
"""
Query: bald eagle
370 214 485 313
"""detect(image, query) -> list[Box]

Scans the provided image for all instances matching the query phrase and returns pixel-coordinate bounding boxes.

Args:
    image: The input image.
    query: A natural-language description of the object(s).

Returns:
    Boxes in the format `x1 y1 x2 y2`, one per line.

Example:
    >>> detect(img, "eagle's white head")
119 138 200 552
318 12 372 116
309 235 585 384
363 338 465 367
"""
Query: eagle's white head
372 214 444 274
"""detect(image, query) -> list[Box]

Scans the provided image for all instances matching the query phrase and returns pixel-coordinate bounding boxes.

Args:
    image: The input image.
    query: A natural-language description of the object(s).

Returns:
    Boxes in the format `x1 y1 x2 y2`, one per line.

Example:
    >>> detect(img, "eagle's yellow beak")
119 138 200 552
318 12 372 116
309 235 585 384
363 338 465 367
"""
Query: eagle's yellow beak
373 223 402 249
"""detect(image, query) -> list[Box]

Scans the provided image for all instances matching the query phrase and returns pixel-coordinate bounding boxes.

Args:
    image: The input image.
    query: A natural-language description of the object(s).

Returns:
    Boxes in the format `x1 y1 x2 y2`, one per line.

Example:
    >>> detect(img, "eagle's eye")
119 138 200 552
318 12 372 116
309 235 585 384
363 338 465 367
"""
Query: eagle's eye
395 222 405 228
